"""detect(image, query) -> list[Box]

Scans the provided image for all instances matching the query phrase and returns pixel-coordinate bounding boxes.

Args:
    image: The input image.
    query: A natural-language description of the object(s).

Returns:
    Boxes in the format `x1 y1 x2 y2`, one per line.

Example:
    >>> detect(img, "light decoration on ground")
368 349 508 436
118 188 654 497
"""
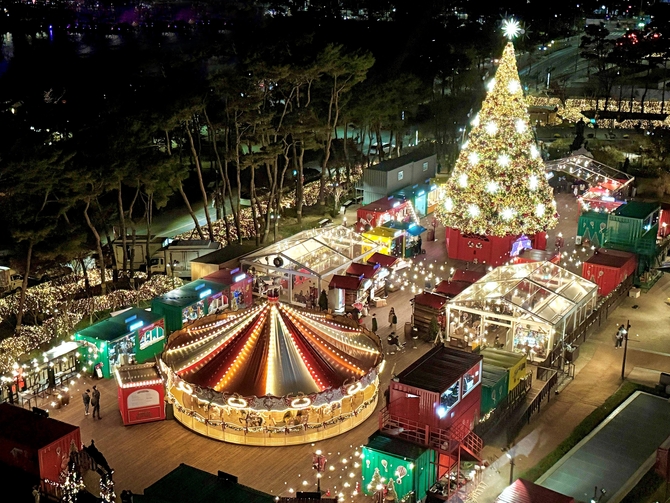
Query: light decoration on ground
160 298 383 444
435 40 558 237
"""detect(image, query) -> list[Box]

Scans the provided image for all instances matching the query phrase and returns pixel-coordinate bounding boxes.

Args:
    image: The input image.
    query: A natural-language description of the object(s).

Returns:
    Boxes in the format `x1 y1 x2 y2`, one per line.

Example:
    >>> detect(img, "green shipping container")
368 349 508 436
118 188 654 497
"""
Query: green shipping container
75 307 165 378
606 201 660 248
578 211 608 247
480 348 527 393
480 364 509 418
362 432 435 501
151 279 228 334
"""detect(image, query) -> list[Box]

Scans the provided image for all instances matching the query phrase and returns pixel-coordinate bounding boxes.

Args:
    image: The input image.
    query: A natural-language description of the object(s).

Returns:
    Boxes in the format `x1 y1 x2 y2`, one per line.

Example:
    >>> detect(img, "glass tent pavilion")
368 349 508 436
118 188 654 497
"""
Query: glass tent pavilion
446 261 598 361
241 225 381 306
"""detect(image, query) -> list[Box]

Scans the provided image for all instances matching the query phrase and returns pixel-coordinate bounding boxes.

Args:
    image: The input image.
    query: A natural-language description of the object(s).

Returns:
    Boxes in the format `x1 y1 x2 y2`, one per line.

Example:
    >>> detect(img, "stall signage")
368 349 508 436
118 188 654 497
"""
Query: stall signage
139 323 165 350
127 389 160 409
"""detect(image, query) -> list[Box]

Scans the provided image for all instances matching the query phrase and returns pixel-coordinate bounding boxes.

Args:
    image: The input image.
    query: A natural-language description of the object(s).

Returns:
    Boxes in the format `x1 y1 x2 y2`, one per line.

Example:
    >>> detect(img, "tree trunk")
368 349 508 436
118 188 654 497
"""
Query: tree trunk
117 183 128 272
165 130 172 156
319 84 337 206
178 182 205 239
250 164 260 246
204 109 231 244
234 122 243 243
79 257 90 292
83 200 106 295
295 142 304 224
14 241 32 332
185 123 214 241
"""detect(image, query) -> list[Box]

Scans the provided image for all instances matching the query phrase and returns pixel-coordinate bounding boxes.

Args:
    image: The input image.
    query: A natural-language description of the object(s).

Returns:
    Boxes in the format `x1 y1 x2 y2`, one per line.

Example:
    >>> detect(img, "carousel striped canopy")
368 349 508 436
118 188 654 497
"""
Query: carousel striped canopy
161 298 382 398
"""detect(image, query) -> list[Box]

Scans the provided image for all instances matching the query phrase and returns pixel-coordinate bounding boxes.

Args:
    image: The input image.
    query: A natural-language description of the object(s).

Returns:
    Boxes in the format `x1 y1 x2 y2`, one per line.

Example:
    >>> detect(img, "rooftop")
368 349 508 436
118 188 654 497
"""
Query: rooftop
395 346 481 393
367 145 435 173
153 280 227 308
190 244 260 265
364 431 428 460
76 307 164 342
496 478 574 503
585 248 636 268
0 403 79 450
614 200 660 219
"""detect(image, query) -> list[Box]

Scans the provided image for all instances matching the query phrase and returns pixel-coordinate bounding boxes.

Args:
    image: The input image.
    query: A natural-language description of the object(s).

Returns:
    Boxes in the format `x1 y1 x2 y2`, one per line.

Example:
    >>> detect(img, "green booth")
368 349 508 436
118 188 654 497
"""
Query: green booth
362 432 435 501
151 279 228 334
577 210 608 247
480 364 509 419
480 348 527 393
382 221 427 258
75 307 165 379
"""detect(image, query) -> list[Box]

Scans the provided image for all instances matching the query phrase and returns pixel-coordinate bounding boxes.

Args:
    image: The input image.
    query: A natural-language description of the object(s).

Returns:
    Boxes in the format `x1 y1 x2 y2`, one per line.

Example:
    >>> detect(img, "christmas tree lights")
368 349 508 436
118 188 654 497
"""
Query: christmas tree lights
436 39 558 237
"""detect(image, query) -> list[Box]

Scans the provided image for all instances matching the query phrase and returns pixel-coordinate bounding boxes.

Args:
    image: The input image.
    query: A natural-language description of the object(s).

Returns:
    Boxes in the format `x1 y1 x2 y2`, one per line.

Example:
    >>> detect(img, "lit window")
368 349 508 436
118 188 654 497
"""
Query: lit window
422 162 428 171
398 171 404 181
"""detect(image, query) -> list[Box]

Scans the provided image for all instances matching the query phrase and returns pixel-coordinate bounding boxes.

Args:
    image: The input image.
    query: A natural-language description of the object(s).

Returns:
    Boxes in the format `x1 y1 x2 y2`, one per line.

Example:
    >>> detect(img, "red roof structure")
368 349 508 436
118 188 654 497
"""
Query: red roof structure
585 248 636 268
434 280 471 298
366 252 399 269
495 479 575 503
329 275 365 291
413 292 448 310
346 263 380 278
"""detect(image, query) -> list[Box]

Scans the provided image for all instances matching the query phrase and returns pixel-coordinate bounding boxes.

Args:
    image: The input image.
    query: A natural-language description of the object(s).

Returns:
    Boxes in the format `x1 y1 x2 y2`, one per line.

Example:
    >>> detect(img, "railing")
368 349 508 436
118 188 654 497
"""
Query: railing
379 407 483 458
473 372 533 439
544 274 633 369
506 369 558 445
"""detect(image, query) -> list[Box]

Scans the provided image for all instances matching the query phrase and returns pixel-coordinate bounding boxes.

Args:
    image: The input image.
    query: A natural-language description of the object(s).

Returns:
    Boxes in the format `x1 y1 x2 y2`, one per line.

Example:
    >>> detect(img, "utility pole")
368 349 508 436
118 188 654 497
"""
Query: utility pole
621 320 631 380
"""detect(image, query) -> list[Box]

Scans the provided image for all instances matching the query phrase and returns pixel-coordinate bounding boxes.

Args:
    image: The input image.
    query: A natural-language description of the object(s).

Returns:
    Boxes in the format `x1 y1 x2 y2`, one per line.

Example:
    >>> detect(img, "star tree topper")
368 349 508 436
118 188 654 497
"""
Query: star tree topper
436 30 557 237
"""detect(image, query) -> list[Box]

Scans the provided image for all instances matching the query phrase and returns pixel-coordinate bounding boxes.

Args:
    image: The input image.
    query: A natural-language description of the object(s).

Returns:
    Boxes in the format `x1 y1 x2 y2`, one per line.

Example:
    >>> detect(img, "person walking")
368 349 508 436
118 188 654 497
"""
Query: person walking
371 313 378 334
91 385 101 419
615 324 625 349
388 308 395 328
82 389 91 416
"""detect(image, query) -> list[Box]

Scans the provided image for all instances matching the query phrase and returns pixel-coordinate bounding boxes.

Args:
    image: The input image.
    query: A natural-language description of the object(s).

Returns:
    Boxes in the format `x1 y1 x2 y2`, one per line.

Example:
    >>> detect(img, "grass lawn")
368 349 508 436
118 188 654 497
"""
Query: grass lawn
520 381 660 482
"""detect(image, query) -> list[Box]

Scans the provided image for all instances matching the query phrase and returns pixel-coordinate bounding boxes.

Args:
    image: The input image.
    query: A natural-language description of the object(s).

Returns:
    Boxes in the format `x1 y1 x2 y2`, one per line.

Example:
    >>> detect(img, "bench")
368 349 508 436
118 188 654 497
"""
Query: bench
318 218 332 227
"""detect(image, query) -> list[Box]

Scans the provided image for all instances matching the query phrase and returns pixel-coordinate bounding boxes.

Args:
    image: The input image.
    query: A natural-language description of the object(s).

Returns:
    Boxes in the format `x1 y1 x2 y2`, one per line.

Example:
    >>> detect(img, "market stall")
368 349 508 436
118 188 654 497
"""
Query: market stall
577 210 609 247
362 432 436 501
241 225 379 307
392 182 439 217
356 196 413 232
151 279 229 334
582 248 637 296
446 262 598 361
346 262 388 301
203 267 253 310
445 228 547 267
512 248 561 265
382 221 427 258
328 275 371 314
75 307 166 378
0 403 81 483
412 292 448 339
115 363 165 426
362 226 404 258
160 295 383 445
480 348 528 393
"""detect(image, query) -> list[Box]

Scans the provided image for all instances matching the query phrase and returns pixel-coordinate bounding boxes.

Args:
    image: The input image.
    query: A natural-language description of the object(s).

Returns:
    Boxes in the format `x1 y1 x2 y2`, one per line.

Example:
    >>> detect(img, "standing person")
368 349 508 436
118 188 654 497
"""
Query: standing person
91 385 101 419
32 485 40 503
388 308 395 328
615 325 625 349
82 389 91 416
371 313 378 334
391 311 398 335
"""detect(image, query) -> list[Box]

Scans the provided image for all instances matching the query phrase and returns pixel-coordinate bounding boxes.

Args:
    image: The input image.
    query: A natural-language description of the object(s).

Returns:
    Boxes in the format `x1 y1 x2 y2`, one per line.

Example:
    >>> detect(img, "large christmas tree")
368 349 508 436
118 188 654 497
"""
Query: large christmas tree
436 36 557 237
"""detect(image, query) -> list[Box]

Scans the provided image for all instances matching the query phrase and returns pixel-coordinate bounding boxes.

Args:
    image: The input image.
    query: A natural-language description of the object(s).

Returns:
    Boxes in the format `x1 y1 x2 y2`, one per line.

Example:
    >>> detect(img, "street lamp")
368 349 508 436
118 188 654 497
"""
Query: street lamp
621 320 635 380
506 451 515 485
312 450 327 494
591 486 606 503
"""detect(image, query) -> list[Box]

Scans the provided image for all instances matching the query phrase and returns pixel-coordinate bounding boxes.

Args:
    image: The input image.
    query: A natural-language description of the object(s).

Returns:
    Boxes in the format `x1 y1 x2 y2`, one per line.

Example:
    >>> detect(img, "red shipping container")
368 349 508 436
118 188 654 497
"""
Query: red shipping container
204 267 254 308
445 228 547 267
582 248 637 296
659 204 670 239
0 403 81 482
389 346 482 431
356 197 409 232
115 363 166 426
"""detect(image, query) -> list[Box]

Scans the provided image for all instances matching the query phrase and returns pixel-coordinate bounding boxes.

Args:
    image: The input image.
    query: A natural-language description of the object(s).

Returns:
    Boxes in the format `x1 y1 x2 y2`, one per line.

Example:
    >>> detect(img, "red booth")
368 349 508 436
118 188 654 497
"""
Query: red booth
582 248 637 296
346 262 381 280
434 280 472 299
389 346 482 432
451 269 485 284
115 363 165 426
0 403 81 482
495 479 575 503
357 197 410 232
204 267 253 309
367 252 401 270
445 228 547 266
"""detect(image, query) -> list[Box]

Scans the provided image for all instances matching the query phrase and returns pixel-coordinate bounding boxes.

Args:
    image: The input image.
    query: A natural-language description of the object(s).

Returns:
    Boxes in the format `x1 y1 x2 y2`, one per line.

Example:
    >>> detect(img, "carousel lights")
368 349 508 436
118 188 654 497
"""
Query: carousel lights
290 395 312 409
227 395 249 408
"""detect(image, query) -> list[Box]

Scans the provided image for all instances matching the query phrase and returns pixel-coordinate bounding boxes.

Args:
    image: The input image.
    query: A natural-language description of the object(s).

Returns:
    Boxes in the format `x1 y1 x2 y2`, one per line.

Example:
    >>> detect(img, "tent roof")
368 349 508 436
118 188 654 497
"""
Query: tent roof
451 270 485 283
495 479 575 503
0 403 79 450
414 292 448 310
346 263 380 278
450 262 597 327
545 154 634 192
329 275 365 290
241 225 380 278
434 280 471 298
137 464 273 503
77 307 163 342
161 299 382 398
396 346 481 393
585 248 636 268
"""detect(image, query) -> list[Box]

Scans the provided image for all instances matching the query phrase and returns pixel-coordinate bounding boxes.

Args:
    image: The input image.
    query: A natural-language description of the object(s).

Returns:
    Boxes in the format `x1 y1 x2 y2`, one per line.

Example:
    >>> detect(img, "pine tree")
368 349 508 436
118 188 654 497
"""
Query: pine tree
436 40 557 237
367 467 384 495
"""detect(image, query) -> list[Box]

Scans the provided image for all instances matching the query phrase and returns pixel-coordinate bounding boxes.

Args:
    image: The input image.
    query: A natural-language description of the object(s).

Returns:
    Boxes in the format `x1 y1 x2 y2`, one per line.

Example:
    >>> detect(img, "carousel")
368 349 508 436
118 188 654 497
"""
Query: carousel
159 294 384 445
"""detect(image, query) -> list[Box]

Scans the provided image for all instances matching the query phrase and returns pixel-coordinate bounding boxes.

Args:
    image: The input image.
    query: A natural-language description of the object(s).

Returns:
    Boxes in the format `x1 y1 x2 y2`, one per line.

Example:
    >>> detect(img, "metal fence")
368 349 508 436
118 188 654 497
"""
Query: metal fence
506 369 559 445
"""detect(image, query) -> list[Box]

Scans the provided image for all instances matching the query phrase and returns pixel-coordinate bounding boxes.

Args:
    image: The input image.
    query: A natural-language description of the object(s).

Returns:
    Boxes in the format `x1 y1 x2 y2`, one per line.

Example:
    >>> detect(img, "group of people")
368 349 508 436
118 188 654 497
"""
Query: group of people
370 307 405 354
82 385 102 419
615 324 627 348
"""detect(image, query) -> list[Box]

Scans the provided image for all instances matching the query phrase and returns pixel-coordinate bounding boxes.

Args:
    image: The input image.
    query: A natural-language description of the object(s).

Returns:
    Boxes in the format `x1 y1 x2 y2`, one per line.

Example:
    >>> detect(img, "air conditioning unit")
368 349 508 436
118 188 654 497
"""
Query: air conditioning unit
575 236 582 245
